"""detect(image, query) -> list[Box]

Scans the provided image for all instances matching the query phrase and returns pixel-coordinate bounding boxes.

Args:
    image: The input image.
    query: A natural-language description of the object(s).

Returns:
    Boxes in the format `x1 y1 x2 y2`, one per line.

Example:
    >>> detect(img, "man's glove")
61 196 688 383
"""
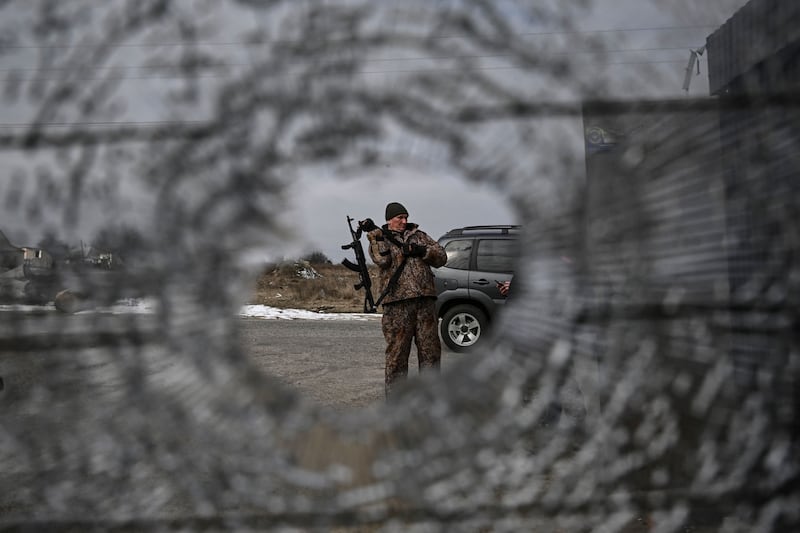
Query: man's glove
403 243 427 258
358 218 378 232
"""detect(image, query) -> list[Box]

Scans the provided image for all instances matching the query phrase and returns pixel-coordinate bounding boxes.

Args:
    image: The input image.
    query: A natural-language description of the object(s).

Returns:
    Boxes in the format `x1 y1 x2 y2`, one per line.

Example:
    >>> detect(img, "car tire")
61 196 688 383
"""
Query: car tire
440 304 488 353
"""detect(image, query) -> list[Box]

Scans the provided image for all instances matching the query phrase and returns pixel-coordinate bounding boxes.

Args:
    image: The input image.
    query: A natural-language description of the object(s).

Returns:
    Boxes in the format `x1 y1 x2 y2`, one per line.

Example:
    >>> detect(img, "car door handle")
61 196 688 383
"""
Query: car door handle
472 279 490 285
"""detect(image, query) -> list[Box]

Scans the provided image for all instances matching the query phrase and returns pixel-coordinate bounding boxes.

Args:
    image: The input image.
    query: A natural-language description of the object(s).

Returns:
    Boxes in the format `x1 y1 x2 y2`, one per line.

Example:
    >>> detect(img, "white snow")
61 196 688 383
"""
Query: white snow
0 300 381 321
239 305 380 321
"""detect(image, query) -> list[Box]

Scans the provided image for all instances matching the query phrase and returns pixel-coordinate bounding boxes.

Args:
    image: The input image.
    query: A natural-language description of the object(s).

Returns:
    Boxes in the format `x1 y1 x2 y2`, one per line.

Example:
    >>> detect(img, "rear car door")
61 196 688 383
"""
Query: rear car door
467 237 517 306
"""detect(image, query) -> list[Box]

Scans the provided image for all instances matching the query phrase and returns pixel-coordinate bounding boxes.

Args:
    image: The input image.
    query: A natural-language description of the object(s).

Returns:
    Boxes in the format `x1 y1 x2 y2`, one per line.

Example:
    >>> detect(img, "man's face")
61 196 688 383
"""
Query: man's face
387 214 407 232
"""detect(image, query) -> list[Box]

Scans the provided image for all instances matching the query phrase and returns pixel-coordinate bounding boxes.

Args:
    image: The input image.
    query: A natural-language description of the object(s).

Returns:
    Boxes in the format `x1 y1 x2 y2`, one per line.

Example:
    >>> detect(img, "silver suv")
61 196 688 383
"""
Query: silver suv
433 225 519 352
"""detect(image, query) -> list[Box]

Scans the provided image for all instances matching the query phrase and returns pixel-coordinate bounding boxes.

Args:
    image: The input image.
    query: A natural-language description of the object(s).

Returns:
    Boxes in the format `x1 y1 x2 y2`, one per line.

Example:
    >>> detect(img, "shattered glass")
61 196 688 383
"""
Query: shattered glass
0 0 797 531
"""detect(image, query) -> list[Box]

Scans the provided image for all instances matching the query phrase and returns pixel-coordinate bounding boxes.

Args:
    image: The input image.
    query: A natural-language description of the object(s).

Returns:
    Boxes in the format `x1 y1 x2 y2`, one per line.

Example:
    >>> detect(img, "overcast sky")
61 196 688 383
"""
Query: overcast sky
0 0 749 264
281 167 518 263
260 0 745 263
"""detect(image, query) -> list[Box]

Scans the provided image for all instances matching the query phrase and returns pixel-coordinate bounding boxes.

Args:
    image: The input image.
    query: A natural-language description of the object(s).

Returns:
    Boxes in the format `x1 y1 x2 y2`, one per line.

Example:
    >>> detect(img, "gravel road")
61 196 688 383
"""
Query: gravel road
238 316 459 410
0 311 461 519
0 311 459 413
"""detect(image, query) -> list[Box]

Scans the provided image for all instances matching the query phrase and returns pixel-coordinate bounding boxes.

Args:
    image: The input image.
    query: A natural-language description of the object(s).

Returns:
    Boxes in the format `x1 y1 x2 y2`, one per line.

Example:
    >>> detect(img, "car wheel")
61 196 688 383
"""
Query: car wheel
440 304 488 352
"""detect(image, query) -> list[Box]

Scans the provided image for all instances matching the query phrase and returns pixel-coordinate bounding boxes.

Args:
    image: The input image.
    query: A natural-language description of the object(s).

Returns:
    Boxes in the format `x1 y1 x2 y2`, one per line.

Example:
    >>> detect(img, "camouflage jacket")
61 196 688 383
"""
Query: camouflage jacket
367 223 447 305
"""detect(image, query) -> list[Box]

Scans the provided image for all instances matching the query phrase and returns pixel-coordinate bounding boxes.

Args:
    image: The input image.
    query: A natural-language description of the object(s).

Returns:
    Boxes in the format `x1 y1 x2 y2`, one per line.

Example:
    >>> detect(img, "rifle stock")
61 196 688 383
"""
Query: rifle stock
341 216 377 313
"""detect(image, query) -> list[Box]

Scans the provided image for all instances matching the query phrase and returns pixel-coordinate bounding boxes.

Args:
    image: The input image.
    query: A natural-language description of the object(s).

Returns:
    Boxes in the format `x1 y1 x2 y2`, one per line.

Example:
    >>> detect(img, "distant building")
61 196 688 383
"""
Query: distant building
706 0 800 95
580 0 799 434
703 0 800 407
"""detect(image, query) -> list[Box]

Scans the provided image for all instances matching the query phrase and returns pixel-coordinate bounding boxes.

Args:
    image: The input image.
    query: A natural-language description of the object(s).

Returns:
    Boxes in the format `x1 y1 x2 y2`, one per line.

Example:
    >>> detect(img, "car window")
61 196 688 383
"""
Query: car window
443 239 472 270
475 238 517 273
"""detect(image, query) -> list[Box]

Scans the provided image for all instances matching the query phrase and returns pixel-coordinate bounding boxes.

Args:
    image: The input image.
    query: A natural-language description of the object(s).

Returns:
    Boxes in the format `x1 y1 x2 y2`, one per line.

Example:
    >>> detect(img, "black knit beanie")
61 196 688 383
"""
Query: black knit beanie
385 202 408 220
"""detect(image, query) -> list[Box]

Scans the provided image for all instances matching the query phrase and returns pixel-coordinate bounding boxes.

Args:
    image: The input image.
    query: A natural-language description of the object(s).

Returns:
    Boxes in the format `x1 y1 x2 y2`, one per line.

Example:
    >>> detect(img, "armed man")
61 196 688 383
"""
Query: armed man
359 202 447 399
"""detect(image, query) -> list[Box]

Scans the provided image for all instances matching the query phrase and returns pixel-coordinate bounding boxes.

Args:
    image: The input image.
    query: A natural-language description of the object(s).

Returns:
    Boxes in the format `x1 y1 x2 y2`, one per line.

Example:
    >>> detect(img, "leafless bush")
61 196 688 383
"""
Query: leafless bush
253 263 375 312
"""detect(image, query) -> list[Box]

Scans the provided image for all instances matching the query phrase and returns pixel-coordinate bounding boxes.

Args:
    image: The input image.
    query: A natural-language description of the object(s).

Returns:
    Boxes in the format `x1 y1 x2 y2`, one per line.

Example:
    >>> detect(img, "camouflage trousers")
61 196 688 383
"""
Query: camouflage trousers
381 296 441 398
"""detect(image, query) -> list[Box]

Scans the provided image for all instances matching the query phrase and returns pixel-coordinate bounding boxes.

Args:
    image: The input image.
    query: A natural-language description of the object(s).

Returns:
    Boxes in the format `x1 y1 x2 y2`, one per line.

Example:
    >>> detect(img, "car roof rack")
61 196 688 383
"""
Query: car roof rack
443 225 520 236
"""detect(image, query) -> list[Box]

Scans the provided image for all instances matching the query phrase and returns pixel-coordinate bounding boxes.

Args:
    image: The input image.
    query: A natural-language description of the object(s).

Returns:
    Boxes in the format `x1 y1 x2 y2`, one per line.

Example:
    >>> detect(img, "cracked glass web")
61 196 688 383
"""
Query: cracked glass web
0 1 798 531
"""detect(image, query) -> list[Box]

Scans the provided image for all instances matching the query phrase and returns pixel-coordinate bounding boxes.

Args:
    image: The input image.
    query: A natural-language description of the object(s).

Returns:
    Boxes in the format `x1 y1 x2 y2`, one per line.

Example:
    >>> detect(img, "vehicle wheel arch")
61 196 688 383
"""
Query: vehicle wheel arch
436 298 491 323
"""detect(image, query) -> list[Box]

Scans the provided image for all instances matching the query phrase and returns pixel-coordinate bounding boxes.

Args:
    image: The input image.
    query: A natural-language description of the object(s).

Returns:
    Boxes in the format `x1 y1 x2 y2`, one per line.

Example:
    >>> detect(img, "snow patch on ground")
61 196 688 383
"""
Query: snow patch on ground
240 305 380 321
0 300 381 321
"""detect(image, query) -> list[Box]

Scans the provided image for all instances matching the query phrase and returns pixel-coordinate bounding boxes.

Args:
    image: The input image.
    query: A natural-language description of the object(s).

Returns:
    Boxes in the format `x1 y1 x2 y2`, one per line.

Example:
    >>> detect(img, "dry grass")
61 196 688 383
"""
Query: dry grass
249 262 380 313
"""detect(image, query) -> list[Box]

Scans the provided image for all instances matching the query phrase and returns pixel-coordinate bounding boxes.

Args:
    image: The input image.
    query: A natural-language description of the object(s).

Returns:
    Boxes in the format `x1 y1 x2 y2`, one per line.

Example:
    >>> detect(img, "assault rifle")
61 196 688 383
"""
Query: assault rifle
341 216 377 313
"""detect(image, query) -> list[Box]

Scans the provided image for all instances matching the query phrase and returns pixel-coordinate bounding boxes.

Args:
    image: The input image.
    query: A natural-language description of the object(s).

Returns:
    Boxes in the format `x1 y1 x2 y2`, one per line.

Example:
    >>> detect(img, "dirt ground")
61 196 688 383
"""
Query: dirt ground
238 317 387 409
239 317 464 411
